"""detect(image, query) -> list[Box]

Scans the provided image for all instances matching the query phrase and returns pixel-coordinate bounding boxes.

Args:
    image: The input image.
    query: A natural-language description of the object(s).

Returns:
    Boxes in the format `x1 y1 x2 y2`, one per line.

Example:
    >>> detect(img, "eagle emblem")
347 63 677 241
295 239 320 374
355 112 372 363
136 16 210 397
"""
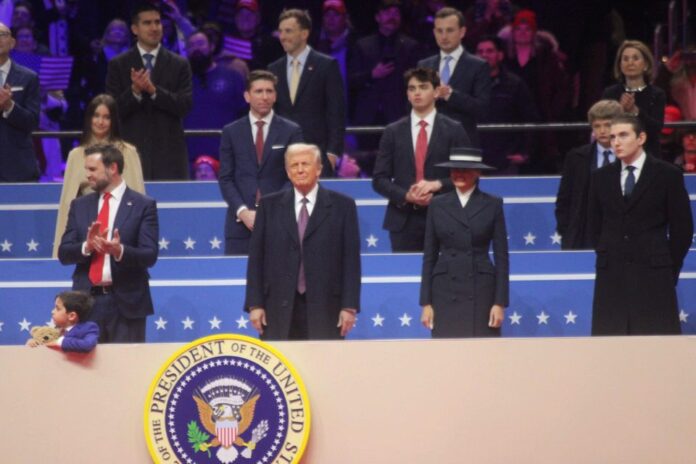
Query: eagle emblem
188 376 269 463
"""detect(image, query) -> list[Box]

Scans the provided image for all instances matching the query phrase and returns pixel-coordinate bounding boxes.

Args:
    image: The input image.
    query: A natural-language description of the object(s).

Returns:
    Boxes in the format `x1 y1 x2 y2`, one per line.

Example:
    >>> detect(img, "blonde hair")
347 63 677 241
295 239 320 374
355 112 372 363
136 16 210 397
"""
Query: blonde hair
587 99 624 123
613 40 654 82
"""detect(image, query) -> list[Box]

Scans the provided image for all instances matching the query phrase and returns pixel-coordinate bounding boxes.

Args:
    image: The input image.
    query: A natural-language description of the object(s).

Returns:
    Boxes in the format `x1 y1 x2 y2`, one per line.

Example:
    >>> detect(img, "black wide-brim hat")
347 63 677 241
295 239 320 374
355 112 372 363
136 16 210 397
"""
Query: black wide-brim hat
435 147 496 170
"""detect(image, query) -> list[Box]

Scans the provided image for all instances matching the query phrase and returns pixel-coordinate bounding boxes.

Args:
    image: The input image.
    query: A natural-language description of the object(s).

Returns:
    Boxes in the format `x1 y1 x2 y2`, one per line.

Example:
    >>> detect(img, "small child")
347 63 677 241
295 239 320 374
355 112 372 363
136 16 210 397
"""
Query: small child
26 291 100 353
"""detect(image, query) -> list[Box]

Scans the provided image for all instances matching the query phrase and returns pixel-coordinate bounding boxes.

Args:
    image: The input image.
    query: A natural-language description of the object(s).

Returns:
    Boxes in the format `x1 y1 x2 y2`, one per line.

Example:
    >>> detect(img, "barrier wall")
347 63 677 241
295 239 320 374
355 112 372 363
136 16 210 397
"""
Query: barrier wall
1 337 695 463
1 176 694 258
1 251 695 344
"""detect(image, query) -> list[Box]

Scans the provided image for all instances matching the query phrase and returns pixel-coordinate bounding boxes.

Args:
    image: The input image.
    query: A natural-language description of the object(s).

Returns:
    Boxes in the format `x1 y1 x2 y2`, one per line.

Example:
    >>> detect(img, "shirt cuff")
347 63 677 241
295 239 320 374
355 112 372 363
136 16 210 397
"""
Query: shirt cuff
2 100 14 118
114 245 125 262
236 205 248 222
81 241 92 256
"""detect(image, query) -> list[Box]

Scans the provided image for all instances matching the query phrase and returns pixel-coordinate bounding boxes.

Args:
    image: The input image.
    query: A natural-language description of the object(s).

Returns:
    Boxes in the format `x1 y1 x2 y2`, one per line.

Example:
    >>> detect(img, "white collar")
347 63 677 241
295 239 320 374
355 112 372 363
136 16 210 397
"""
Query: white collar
621 150 646 170
411 109 436 127
294 183 318 204
249 110 274 126
440 45 464 62
137 43 161 58
105 180 127 201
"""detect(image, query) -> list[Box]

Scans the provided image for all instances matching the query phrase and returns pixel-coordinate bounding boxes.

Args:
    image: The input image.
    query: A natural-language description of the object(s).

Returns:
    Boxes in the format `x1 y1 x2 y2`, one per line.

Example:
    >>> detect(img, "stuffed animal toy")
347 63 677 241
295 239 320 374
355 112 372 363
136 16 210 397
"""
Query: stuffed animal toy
30 326 61 345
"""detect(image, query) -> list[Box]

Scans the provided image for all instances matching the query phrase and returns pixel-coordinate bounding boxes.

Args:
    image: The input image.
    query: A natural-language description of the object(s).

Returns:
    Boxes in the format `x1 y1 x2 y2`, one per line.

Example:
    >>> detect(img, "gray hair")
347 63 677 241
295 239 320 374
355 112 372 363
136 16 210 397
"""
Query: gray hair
285 143 322 166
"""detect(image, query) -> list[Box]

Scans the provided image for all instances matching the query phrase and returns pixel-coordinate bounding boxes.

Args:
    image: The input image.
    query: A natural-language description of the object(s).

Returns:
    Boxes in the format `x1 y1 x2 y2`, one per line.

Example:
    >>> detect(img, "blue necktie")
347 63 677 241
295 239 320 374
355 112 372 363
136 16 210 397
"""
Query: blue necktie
143 53 154 72
602 150 611 167
624 165 636 198
440 55 453 85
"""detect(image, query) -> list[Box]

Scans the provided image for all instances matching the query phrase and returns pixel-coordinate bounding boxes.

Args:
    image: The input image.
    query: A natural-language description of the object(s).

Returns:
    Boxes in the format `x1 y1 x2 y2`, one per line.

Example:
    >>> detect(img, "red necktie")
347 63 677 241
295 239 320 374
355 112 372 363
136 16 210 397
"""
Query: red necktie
255 120 265 164
297 197 309 294
88 192 111 285
415 120 428 182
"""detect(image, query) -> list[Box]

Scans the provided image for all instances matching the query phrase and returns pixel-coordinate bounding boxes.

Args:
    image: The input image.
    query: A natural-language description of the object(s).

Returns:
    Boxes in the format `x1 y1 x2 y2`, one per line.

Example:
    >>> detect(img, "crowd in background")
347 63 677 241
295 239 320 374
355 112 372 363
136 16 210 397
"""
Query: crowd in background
0 0 694 180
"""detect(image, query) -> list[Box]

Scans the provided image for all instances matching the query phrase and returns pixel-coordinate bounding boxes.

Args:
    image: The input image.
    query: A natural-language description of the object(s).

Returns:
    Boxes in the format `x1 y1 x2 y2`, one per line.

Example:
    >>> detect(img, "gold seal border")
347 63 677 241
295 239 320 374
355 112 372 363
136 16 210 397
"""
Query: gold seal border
143 333 311 463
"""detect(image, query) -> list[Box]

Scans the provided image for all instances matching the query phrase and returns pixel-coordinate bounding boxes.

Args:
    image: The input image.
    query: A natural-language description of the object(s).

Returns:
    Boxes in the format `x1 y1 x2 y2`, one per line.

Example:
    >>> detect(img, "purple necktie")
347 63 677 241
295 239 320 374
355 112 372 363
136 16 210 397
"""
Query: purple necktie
297 197 309 294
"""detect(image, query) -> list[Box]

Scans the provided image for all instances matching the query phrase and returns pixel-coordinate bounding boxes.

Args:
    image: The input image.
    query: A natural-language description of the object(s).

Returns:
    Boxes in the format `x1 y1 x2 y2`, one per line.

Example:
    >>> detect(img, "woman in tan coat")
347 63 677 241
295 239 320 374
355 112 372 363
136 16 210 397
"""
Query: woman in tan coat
52 94 145 257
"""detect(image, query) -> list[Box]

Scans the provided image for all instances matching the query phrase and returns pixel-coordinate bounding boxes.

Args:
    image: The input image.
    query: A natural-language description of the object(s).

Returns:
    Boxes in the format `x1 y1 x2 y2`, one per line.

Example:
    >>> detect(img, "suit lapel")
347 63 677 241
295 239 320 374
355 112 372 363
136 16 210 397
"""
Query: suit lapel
401 117 416 177
241 118 260 168
260 117 281 170
607 162 625 211
625 156 657 210
448 51 467 86
293 50 316 105
441 191 469 227
277 56 291 102
150 47 166 83
303 187 331 241
281 189 300 246
426 114 444 165
464 189 488 220
114 188 135 232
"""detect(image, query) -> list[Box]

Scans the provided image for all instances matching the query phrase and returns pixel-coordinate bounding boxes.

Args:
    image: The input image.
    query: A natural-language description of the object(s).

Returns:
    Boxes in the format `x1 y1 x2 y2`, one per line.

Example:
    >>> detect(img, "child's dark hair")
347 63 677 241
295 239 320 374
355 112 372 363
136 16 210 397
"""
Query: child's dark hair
57 291 94 322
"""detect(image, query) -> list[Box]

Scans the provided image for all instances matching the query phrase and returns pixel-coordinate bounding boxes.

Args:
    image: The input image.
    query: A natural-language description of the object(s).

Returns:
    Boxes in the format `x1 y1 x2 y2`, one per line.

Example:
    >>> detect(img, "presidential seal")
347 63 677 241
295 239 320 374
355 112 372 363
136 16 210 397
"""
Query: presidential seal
144 334 310 464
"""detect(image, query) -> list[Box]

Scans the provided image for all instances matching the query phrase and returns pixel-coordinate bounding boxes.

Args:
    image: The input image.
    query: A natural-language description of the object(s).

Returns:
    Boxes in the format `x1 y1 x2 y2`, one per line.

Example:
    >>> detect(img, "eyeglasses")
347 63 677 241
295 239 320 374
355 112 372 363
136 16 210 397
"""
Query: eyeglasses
0 31 11 38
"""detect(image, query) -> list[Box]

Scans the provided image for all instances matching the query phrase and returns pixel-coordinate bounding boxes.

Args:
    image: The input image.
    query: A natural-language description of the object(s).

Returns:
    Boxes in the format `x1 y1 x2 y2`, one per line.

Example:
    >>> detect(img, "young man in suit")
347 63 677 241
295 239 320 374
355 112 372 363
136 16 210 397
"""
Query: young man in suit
589 114 693 335
105 3 192 180
418 7 491 146
268 9 345 177
59 144 159 343
218 70 303 255
0 21 40 182
246 143 361 340
372 66 471 252
555 99 623 249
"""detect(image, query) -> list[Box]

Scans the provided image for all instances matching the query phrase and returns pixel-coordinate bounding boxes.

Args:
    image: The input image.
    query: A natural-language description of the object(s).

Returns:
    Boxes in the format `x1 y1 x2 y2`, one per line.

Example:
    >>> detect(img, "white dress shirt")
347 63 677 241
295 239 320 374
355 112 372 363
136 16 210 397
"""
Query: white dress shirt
294 183 318 220
620 150 646 195
410 109 437 150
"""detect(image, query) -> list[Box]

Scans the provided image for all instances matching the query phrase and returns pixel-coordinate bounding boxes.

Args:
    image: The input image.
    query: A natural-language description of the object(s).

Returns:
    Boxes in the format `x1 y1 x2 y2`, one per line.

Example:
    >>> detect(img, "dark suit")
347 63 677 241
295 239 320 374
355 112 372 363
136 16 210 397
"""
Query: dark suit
0 61 40 182
420 188 509 338
268 49 345 176
245 186 361 340
555 142 603 249
372 113 471 251
61 321 100 353
218 113 303 254
106 47 193 180
419 51 491 146
58 187 159 342
588 155 693 335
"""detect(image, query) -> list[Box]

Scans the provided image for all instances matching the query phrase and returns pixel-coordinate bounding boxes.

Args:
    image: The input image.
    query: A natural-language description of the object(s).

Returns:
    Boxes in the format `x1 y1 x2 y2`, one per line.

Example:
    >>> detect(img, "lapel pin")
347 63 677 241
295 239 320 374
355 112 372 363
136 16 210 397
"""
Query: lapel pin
127 201 133 206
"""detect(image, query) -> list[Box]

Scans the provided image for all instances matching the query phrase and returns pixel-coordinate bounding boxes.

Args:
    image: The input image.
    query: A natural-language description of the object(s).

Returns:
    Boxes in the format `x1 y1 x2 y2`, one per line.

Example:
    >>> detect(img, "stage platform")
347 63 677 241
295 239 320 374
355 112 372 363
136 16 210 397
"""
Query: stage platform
1 251 695 345
1 176 694 258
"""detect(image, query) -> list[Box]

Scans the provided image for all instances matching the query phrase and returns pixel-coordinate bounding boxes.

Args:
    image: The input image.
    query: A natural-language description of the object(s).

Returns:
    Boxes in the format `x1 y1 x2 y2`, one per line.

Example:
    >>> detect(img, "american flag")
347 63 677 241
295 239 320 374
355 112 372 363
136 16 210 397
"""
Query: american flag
10 51 73 91
223 35 253 61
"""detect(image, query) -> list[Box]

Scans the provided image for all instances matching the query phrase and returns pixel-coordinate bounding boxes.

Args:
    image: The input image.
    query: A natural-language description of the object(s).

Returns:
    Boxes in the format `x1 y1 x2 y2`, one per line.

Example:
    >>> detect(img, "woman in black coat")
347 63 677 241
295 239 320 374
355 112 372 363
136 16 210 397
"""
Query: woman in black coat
602 40 665 158
420 148 509 338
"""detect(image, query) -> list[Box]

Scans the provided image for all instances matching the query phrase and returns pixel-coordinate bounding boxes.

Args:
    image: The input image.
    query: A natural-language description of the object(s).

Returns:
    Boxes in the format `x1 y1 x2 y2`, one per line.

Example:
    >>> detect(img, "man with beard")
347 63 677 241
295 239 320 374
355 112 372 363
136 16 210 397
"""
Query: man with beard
106 3 192 179
184 30 246 168
59 144 159 343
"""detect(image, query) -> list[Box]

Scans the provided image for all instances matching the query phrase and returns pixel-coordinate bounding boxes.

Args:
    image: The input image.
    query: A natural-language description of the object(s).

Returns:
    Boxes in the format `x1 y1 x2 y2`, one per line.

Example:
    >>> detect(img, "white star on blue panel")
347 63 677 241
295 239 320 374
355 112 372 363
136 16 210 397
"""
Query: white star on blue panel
182 317 195 329
154 317 168 330
1 239 12 252
26 239 39 252
209 237 222 249
366 234 378 247
523 232 536 245
159 237 170 250
236 315 249 329
398 313 412 326
209 316 222 329
509 311 522 325
680 310 689 323
183 237 196 250
550 232 562 245
564 311 577 324
536 311 549 325
19 318 32 331
371 313 385 327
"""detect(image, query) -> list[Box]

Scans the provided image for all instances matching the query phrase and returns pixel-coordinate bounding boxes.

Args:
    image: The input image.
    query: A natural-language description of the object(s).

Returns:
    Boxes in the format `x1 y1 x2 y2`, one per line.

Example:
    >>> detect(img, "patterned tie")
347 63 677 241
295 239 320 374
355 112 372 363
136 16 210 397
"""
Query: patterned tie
415 120 428 182
143 53 154 72
440 55 453 85
88 192 111 285
602 150 611 167
297 197 309 294
289 59 300 103
255 120 265 164
624 165 636 199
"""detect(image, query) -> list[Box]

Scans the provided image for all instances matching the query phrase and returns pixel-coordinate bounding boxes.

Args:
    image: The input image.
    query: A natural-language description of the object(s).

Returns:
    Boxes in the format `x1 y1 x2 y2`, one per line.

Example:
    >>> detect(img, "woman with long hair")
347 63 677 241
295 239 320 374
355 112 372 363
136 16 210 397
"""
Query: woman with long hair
52 94 145 257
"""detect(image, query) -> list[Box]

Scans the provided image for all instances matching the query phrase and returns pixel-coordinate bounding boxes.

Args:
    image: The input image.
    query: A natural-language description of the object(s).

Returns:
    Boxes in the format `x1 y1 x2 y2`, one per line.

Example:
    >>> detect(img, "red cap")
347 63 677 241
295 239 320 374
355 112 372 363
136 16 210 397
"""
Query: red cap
323 0 346 14
193 155 220 174
513 9 537 31
236 0 258 13
662 105 683 135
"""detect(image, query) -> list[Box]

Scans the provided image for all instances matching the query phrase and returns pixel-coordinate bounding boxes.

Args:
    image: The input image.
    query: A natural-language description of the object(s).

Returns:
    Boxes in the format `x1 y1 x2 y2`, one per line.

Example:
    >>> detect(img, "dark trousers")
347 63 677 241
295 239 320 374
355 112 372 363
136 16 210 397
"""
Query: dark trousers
225 236 250 255
389 210 427 252
288 292 308 340
89 292 146 343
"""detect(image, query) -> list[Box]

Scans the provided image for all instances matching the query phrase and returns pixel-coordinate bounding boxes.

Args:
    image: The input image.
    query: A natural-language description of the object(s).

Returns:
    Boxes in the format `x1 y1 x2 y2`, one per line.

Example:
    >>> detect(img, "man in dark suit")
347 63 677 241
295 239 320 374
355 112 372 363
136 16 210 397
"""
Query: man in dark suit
348 0 421 148
372 67 471 252
246 143 361 340
59 144 159 343
418 7 491 146
268 9 345 177
0 22 40 182
555 99 623 249
106 4 192 180
219 70 303 255
589 115 693 335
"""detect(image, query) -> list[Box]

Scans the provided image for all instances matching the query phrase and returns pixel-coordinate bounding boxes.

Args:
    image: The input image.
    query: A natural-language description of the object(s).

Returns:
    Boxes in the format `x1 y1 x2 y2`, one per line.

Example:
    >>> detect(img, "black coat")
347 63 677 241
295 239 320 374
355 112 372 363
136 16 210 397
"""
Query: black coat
588 155 693 335
420 189 509 338
555 142 598 249
106 47 193 180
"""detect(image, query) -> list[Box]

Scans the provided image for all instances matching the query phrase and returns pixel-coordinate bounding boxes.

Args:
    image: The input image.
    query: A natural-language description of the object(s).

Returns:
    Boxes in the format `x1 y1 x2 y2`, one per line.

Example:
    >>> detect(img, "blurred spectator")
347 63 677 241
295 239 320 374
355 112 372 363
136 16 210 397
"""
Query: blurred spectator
12 25 49 55
222 0 283 71
475 35 538 173
674 128 696 173
200 20 250 77
504 9 569 173
193 154 220 180
314 0 355 99
268 8 345 177
348 0 420 149
419 7 491 147
660 104 683 162
667 47 696 121
53 93 145 258
463 0 513 51
10 1 33 30
408 0 446 56
105 3 193 180
0 21 40 182
601 39 665 158
184 30 246 167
